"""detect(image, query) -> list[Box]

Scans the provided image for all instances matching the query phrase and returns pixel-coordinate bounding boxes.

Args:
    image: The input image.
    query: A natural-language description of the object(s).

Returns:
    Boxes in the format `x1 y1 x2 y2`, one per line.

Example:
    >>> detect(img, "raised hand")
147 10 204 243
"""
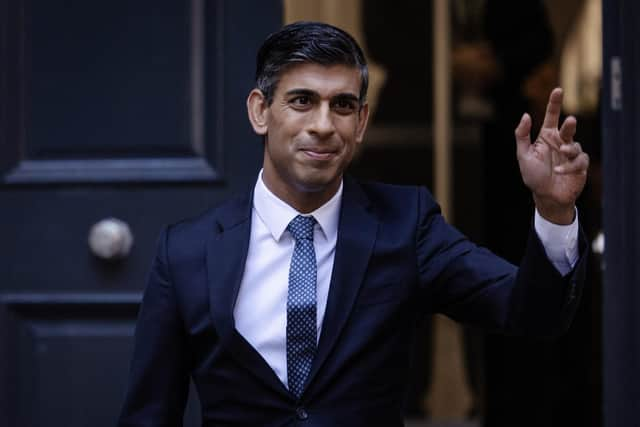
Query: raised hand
514 88 589 225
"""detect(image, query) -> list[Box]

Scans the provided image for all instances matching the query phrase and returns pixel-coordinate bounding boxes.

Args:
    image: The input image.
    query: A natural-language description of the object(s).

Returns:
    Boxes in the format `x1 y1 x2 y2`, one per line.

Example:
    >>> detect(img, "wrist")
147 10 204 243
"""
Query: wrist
533 195 575 225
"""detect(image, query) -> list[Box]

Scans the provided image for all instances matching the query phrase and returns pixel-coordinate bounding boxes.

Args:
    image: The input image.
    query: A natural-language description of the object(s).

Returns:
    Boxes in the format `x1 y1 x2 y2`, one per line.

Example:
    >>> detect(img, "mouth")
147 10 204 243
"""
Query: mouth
300 148 338 161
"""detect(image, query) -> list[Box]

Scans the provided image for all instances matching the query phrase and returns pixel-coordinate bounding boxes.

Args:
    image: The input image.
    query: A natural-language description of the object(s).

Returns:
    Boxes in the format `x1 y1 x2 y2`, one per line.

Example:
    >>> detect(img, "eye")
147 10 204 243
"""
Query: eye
290 95 312 109
332 98 357 114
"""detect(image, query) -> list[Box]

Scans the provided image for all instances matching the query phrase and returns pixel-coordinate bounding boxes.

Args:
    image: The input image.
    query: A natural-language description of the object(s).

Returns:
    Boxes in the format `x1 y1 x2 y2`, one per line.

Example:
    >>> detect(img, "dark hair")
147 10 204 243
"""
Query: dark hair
255 21 369 105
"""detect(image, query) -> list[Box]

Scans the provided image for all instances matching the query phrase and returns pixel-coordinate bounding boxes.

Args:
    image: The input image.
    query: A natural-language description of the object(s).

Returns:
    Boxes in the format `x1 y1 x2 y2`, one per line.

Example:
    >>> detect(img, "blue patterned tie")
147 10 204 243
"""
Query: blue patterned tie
286 215 317 398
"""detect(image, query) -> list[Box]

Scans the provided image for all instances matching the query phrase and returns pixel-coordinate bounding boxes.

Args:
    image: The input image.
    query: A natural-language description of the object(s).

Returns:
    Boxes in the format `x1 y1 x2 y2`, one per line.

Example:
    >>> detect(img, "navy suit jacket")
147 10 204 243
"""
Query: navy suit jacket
119 177 586 427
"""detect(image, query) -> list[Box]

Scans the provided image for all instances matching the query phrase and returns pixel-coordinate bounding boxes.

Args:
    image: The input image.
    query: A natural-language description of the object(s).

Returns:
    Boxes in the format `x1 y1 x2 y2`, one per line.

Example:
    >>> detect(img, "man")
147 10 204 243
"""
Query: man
119 22 589 426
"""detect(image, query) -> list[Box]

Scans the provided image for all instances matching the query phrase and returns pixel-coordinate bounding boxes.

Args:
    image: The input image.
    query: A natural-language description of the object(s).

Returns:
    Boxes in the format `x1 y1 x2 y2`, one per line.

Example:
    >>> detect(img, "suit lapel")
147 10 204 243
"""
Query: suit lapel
306 178 379 390
206 190 251 347
206 190 291 399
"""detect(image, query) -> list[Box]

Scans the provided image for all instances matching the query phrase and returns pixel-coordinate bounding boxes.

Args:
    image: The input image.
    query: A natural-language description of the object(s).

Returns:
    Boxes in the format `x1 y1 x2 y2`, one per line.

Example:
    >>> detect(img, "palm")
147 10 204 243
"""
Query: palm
519 128 585 205
515 88 589 220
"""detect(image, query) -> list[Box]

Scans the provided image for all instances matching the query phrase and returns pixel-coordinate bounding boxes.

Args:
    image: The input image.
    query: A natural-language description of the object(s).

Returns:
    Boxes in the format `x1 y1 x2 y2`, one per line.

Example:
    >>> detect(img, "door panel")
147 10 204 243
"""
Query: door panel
8 0 218 183
29 2 192 159
0 1 282 425
1 295 137 426
602 0 640 425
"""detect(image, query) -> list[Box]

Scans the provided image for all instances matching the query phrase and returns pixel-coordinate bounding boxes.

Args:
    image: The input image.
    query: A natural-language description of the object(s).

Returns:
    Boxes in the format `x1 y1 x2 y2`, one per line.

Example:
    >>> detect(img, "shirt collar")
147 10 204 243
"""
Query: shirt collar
253 169 342 243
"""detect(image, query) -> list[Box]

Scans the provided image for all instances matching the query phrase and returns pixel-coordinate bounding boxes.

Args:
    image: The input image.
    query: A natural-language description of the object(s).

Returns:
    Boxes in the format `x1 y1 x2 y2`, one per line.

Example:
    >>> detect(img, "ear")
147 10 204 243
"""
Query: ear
355 102 370 144
247 89 269 135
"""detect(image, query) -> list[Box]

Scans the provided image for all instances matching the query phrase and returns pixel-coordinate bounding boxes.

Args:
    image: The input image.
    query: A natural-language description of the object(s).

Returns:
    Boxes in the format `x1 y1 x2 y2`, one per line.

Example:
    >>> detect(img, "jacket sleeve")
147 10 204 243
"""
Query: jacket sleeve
416 187 587 338
118 226 190 426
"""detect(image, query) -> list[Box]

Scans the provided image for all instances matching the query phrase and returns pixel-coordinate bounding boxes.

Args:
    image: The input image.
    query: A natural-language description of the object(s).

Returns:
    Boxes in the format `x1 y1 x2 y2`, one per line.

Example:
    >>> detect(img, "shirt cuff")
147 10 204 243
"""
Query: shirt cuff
534 208 580 276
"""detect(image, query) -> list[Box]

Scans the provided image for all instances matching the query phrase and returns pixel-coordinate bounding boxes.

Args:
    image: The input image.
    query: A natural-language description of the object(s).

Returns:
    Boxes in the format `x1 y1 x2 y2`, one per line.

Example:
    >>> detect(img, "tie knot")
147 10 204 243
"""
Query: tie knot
287 215 316 241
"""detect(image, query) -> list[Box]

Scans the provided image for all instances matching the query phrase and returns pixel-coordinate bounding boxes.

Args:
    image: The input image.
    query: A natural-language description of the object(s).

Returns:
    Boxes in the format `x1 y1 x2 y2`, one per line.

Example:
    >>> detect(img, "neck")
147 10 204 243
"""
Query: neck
261 172 341 214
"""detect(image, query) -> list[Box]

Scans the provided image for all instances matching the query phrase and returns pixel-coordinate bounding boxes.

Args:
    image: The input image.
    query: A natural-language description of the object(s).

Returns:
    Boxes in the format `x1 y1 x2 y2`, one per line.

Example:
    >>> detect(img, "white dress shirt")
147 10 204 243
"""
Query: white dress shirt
234 171 341 387
233 171 579 388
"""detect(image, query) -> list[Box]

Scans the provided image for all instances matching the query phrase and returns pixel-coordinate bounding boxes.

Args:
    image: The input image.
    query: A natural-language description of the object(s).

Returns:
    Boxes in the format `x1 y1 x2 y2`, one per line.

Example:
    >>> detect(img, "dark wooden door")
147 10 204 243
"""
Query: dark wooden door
602 0 640 425
0 1 281 426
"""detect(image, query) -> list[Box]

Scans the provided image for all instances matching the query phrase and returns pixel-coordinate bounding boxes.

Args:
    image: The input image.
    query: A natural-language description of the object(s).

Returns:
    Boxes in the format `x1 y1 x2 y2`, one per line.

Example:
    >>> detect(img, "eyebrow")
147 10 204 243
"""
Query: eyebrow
284 88 318 98
332 93 360 104
284 89 360 103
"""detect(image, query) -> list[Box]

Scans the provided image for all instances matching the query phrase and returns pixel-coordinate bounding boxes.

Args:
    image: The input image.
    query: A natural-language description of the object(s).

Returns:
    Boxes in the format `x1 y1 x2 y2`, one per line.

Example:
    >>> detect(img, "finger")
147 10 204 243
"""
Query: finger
542 87 563 129
515 113 532 158
559 115 577 143
559 141 583 159
554 152 589 174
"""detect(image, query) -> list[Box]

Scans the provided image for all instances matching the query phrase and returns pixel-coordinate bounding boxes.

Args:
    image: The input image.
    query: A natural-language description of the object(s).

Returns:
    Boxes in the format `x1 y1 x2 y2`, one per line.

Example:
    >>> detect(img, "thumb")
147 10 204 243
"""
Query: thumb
515 113 532 158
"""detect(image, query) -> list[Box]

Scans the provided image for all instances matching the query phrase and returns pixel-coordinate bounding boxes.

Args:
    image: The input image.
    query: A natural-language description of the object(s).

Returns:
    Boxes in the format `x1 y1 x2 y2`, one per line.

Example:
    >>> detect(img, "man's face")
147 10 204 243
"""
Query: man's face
247 63 369 211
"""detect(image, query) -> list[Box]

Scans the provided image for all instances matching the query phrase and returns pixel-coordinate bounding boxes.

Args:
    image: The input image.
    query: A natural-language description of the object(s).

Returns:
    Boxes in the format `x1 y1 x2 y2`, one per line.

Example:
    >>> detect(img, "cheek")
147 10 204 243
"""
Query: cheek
269 119 304 145
265 126 290 152
336 116 360 136
337 124 361 151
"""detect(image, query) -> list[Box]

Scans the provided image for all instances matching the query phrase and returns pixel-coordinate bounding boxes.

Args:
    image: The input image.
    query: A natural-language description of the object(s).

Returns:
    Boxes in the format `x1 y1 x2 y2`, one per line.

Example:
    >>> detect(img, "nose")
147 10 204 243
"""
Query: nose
307 103 335 139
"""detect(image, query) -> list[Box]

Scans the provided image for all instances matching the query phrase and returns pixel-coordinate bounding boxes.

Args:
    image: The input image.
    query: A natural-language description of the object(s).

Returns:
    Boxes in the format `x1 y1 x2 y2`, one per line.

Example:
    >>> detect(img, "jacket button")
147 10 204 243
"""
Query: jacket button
296 407 308 420
568 282 577 301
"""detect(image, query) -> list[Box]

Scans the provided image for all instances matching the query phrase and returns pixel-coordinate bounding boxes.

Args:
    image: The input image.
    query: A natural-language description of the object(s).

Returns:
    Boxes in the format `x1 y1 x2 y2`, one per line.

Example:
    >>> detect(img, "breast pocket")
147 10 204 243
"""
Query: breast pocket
356 282 403 307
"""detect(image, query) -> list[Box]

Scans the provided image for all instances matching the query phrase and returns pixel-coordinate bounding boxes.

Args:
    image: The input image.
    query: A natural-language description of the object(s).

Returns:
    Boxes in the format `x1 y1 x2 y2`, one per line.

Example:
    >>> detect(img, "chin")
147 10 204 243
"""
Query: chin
295 171 340 194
